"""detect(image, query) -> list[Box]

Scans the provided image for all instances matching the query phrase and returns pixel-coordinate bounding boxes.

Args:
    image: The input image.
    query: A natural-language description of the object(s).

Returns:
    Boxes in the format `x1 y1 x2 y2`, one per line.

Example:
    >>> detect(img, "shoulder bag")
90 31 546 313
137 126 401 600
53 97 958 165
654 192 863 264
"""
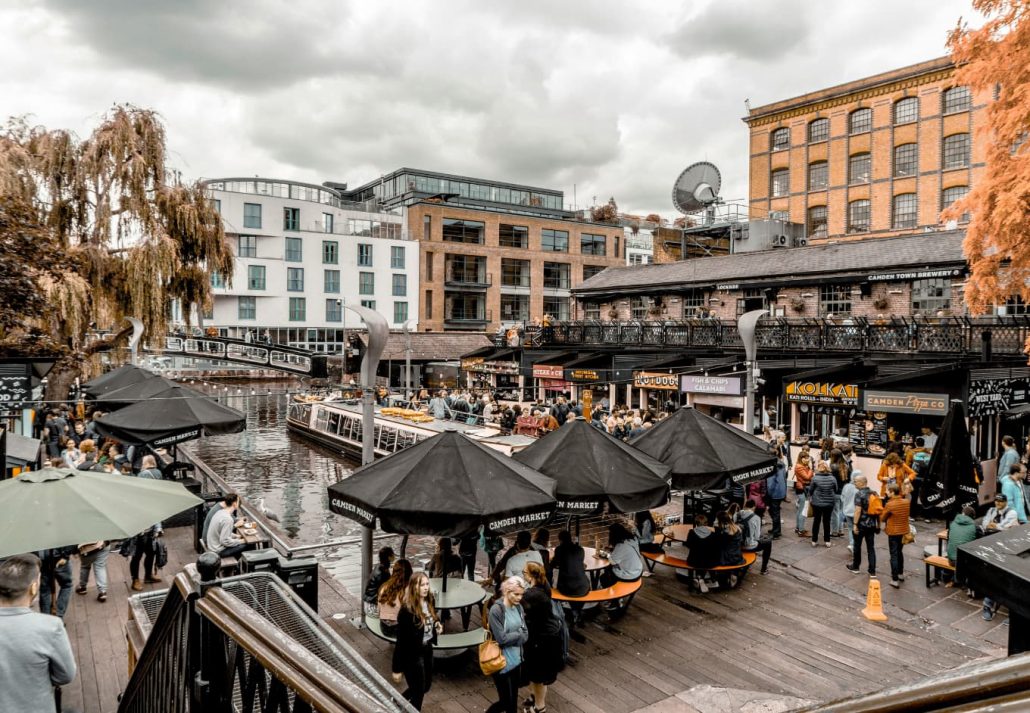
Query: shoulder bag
478 604 506 675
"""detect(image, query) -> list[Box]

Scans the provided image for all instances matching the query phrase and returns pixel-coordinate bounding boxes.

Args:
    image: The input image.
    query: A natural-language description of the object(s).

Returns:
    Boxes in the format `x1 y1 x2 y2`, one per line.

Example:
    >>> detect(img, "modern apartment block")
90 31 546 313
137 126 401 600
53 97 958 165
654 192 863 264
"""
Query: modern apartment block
202 178 418 352
343 169 625 332
744 57 987 241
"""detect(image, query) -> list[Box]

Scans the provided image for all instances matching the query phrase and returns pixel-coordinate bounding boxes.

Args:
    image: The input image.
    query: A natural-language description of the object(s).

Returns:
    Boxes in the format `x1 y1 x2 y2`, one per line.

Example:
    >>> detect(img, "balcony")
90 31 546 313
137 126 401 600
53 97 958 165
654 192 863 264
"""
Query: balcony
444 309 493 326
445 270 493 289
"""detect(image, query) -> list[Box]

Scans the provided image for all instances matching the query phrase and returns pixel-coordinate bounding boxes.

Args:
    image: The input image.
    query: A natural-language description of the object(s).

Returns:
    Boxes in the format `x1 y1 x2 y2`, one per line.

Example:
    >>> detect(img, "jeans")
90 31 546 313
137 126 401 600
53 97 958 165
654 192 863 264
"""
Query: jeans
831 495 843 534
130 535 156 580
79 546 109 593
851 528 877 574
460 552 477 581
487 664 522 713
811 506 833 543
843 515 855 549
795 492 807 531
909 478 923 519
888 534 905 581
401 643 433 710
218 543 247 560
40 560 73 618
768 499 783 536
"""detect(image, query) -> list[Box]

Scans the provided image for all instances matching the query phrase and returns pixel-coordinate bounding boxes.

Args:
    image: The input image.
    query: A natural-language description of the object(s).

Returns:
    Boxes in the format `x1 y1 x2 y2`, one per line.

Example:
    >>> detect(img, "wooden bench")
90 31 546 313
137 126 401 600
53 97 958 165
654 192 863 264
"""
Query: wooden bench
551 578 642 604
364 616 486 650
924 554 956 587
642 550 757 588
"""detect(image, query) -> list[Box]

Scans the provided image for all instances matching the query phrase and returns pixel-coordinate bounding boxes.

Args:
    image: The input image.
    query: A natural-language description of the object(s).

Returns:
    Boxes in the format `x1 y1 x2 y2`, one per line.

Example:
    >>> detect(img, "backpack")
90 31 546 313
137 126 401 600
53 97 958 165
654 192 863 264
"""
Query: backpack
550 598 569 668
911 451 930 476
865 493 884 517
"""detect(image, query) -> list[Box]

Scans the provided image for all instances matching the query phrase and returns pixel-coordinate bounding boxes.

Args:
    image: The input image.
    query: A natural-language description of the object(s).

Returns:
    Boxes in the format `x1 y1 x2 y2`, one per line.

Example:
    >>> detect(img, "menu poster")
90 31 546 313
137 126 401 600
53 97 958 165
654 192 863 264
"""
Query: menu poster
847 411 888 454
848 413 867 448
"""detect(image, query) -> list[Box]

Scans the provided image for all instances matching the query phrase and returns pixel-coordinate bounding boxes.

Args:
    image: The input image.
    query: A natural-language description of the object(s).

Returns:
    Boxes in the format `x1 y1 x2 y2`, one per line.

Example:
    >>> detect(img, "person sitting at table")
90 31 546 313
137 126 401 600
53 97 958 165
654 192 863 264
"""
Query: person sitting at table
944 505 978 588
715 511 745 589
737 499 772 575
377 558 412 636
599 523 643 618
363 546 395 617
686 515 720 593
521 561 565 713
390 572 442 711
634 511 664 554
531 528 551 570
427 538 462 579
495 531 543 583
205 492 247 559
548 529 590 637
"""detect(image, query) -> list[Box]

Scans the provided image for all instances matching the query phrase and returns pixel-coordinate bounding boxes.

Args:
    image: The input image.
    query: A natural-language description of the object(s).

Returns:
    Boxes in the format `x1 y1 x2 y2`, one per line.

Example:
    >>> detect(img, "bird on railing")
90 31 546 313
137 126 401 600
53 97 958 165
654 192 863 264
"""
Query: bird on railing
257 497 281 523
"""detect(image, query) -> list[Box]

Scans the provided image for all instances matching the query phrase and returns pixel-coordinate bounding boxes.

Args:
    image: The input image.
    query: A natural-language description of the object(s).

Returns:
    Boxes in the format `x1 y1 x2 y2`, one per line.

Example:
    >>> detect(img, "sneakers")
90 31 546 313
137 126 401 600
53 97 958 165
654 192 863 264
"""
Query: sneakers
811 541 818 548
75 585 87 595
845 565 861 574
131 579 143 591
847 545 854 553
697 580 709 593
97 591 107 603
983 604 997 621
889 580 900 589
825 542 832 548
897 574 905 582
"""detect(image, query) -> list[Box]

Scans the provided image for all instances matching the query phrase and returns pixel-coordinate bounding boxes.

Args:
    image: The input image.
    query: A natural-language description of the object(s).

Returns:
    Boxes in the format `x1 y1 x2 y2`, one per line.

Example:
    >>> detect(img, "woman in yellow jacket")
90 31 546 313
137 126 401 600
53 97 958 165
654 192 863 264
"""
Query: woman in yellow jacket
876 452 915 498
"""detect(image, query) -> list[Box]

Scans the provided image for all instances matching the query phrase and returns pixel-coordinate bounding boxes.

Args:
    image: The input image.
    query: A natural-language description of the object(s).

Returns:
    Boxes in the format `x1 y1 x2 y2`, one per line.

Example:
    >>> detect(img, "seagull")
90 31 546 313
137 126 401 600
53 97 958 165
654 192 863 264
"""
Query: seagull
258 498 281 523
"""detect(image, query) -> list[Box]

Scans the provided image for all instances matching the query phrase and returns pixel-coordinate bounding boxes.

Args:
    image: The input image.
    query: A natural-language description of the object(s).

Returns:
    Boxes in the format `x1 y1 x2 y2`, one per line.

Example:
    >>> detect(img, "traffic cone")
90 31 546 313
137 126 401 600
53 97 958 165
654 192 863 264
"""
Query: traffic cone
861 577 888 622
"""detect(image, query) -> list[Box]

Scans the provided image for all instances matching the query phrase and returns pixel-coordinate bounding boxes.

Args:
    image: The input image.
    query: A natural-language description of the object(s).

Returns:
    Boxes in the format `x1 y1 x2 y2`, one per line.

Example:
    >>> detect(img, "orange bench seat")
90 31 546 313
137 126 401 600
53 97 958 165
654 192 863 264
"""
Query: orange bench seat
550 578 642 603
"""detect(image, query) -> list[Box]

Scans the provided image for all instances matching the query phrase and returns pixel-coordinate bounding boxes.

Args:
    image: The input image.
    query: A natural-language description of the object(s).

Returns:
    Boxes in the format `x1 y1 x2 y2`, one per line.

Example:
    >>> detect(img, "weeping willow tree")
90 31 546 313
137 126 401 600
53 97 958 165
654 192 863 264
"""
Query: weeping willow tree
0 106 233 398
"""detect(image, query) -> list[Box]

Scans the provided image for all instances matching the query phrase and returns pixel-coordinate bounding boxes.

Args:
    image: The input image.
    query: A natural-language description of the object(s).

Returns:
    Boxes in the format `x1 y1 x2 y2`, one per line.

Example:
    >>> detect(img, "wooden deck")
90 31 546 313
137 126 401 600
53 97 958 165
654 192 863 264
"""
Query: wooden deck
62 513 1003 713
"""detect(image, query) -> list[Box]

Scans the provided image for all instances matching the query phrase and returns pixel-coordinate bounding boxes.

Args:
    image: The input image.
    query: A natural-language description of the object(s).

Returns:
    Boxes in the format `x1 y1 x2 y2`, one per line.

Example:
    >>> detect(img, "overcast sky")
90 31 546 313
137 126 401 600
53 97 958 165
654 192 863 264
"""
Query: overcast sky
1 0 977 218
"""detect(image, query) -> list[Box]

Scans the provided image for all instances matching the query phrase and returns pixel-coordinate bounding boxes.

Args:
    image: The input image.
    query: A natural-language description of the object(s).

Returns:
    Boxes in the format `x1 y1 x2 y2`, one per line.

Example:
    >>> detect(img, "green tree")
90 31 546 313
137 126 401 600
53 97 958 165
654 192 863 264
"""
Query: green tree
0 106 233 397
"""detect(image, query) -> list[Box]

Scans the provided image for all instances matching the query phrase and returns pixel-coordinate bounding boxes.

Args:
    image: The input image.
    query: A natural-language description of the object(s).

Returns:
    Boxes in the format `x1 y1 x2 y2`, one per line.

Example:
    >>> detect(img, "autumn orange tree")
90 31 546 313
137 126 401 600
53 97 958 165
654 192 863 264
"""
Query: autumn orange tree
0 106 233 398
945 0 1030 318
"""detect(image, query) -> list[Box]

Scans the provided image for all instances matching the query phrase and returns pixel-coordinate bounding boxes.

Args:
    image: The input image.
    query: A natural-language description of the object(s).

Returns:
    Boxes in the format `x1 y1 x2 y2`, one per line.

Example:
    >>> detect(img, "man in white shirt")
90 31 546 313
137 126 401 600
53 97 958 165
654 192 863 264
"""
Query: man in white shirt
206 493 246 559
500 531 543 581
920 427 938 451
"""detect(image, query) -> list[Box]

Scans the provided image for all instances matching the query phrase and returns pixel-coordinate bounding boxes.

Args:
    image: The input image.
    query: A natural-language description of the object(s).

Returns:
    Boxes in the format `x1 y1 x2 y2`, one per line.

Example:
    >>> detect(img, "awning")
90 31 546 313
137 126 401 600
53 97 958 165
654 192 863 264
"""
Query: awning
562 352 609 369
531 351 582 366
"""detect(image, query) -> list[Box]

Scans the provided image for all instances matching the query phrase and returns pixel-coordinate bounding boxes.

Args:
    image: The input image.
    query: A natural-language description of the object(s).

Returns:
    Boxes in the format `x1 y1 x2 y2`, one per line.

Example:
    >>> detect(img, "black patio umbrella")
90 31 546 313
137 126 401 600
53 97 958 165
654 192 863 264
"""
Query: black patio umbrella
93 384 246 447
328 430 556 591
629 406 776 492
513 418 671 515
93 375 180 409
82 365 160 398
923 400 981 518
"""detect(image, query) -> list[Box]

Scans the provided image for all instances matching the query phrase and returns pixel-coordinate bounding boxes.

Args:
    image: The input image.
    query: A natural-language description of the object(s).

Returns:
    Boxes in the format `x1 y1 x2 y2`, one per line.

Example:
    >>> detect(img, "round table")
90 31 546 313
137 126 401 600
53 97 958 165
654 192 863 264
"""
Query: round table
429 577 488 631
580 545 610 588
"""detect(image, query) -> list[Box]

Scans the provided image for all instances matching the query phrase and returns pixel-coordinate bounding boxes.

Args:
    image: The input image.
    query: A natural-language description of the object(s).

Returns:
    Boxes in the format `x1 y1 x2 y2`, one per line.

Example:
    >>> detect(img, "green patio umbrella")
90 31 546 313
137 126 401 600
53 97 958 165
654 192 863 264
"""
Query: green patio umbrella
0 466 203 558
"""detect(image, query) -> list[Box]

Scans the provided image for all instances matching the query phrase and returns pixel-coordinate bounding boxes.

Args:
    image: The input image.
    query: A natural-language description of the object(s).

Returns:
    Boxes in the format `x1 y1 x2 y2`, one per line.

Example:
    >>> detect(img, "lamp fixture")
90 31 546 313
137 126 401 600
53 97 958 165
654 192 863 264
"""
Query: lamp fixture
800 292 814 298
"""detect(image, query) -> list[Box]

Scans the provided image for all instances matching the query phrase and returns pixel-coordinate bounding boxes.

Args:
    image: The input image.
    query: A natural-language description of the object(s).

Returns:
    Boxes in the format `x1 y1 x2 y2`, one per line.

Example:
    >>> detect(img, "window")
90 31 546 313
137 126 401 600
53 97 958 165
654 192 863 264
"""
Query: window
808 118 829 143
322 213 334 233
543 296 570 320
682 290 706 318
848 199 871 233
392 274 407 296
361 299 376 310
424 290 432 319
541 229 569 252
425 252 433 280
289 297 306 321
808 161 828 191
324 269 340 293
771 169 790 198
584 302 601 320
238 296 256 320
583 264 606 281
393 302 408 324
442 218 484 244
501 258 530 287
807 206 828 238
769 210 789 220
423 215 431 240
285 237 302 262
357 243 372 267
819 285 852 316
849 108 872 134
543 262 570 290
201 304 213 320
447 255 486 284
499 224 529 248
942 185 971 222
238 235 256 258
943 134 970 169
359 272 374 295
446 293 484 321
849 153 871 185
911 278 951 315
580 233 606 255
210 272 225 288
287 267 304 292
770 127 790 150
614 235 619 258
212 199 221 214
630 297 648 319
892 193 918 229
325 299 342 322
247 265 266 290
1003 296 1030 315
390 246 405 269
893 143 918 177
629 253 643 265
894 97 919 125
243 203 262 229
283 207 300 231
943 86 971 114
501 294 529 321
322 241 338 264
348 219 372 236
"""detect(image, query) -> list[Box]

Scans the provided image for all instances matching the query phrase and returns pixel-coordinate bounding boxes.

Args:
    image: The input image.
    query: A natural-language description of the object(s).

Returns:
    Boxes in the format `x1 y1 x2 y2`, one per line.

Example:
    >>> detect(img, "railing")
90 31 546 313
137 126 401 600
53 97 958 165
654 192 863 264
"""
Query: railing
444 309 493 324
160 335 329 378
119 568 412 713
444 270 493 288
543 317 1030 355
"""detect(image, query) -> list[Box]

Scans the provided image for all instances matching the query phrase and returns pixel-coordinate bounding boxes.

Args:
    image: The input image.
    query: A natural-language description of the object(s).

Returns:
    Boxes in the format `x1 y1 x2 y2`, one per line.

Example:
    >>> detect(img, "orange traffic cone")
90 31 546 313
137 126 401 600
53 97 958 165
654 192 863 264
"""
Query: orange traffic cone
861 577 888 622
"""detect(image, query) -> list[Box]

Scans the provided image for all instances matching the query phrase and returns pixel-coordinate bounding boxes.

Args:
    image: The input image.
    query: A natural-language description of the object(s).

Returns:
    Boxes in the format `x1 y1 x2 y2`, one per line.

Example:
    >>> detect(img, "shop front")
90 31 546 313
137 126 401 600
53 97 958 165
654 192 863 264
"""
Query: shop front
461 350 522 397
532 362 570 401
634 371 682 413
680 373 745 427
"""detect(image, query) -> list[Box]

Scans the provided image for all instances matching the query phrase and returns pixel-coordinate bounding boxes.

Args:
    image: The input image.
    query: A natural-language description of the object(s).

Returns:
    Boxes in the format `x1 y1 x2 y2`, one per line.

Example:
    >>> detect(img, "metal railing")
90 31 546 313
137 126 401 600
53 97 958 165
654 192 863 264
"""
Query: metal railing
444 270 493 288
542 317 1030 355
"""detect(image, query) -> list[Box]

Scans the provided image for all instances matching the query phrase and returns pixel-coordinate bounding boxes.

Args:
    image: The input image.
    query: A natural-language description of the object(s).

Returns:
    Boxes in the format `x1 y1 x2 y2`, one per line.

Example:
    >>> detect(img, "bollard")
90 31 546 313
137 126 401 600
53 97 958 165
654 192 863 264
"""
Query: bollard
861 577 888 622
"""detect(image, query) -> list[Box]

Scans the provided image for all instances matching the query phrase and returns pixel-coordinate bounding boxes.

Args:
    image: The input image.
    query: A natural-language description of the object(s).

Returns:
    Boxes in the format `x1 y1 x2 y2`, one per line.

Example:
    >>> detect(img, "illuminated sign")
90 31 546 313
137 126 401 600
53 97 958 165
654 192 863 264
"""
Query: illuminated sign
785 381 860 406
681 375 743 396
634 372 680 390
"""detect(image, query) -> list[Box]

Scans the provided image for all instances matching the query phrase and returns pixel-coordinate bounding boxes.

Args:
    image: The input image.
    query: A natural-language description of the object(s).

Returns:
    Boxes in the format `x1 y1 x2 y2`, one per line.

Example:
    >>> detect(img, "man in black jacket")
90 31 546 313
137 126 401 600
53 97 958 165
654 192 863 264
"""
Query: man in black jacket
846 475 878 576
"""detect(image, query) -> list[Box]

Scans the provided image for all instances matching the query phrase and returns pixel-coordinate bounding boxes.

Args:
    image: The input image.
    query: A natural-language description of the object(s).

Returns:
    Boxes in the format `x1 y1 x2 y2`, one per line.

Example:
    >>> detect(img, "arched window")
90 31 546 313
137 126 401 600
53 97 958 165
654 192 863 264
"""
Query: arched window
770 127 790 151
942 185 970 222
942 133 970 169
893 97 919 125
808 118 829 143
848 153 871 184
849 108 872 135
943 86 971 114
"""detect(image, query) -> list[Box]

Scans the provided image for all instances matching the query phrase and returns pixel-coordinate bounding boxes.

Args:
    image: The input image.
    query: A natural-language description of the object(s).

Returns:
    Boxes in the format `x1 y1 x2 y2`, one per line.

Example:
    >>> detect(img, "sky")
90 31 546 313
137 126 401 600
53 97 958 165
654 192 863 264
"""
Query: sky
0 0 978 218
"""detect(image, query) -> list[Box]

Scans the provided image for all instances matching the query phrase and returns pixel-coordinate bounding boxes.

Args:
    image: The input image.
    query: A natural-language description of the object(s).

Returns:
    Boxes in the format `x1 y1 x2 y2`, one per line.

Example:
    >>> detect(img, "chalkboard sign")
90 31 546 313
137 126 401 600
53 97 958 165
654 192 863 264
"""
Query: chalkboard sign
0 364 31 405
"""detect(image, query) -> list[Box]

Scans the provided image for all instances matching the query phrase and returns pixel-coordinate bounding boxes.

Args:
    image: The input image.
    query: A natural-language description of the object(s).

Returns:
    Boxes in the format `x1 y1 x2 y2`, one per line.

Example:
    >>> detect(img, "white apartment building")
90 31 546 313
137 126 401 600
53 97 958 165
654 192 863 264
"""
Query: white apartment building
624 226 654 266
203 178 419 352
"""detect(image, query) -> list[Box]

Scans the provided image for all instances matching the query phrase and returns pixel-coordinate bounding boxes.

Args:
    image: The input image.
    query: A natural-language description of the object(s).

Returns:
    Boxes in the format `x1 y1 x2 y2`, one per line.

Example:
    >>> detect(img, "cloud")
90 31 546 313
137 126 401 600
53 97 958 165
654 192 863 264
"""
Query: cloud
664 1 814 62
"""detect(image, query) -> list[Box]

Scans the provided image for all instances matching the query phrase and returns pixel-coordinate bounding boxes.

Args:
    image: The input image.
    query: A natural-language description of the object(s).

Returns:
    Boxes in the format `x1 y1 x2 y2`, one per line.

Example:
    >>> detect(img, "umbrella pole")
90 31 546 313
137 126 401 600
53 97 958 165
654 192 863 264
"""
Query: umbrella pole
442 567 448 593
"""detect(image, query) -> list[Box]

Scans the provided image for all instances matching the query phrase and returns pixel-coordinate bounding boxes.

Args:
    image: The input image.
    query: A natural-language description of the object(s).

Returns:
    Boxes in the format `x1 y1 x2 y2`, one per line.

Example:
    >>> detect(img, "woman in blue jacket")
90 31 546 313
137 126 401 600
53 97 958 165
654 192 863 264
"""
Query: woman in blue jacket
487 577 529 713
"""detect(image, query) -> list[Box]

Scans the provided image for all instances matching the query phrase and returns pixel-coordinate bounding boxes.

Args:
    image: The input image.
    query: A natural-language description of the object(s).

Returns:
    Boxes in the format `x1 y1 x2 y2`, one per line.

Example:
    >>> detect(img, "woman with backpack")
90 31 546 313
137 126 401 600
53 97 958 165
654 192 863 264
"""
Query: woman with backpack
520 562 565 713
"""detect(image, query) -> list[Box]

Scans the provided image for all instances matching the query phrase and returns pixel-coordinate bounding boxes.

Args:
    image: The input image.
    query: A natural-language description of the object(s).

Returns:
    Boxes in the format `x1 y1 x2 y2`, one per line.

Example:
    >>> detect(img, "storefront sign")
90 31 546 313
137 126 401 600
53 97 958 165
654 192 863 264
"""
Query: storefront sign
463 359 519 375
785 380 860 406
567 369 600 382
460 357 484 370
863 390 948 416
0 364 30 404
715 283 740 291
681 374 742 396
866 268 963 282
968 377 1030 417
533 364 564 380
634 372 680 390
540 379 569 389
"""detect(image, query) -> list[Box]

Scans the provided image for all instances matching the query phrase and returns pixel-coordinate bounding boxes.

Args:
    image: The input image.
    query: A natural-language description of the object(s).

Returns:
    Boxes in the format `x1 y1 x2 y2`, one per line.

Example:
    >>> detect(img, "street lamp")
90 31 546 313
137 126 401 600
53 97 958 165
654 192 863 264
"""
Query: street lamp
402 318 417 398
738 309 767 435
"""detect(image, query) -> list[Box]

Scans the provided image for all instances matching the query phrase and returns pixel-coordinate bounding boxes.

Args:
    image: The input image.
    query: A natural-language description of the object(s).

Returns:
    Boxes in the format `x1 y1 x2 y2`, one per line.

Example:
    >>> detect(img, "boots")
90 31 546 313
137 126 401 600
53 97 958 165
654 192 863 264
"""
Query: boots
131 579 143 591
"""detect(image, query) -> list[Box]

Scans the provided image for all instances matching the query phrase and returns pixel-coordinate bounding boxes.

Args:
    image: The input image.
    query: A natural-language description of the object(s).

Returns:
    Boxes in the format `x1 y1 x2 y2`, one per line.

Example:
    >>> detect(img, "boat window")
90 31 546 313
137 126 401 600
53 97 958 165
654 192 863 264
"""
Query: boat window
328 411 341 434
397 431 416 449
340 415 354 440
382 427 399 451
314 408 329 431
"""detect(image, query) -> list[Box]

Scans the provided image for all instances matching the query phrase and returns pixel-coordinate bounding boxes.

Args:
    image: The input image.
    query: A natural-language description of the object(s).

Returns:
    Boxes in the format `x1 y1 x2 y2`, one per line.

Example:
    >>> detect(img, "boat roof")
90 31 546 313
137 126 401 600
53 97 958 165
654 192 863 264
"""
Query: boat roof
324 401 502 436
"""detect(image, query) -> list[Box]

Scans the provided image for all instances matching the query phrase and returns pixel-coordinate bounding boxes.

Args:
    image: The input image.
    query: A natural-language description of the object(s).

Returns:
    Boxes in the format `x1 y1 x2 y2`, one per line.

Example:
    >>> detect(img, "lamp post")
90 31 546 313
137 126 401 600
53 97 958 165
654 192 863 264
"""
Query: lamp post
342 304 388 628
402 319 417 399
737 309 767 436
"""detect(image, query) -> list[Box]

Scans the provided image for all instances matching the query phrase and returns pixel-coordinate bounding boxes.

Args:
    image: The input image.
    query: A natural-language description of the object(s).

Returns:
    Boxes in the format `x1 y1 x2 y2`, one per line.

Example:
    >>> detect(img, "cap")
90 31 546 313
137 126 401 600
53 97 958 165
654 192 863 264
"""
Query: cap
995 493 1008 502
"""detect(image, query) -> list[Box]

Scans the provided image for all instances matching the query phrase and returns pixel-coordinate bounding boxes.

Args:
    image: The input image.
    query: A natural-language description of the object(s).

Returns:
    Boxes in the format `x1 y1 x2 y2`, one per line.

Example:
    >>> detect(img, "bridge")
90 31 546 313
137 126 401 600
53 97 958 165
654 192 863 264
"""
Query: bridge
160 335 329 378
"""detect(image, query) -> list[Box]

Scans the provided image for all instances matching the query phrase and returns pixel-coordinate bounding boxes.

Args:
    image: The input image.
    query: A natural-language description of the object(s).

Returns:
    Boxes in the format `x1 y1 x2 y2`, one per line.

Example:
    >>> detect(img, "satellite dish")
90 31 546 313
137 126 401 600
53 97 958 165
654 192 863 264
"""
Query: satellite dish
672 161 722 214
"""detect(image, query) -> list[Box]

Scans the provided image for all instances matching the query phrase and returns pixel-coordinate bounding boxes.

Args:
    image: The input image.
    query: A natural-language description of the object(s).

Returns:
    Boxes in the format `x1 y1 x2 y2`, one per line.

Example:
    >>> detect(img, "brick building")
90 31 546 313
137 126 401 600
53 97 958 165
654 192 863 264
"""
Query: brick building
744 57 987 241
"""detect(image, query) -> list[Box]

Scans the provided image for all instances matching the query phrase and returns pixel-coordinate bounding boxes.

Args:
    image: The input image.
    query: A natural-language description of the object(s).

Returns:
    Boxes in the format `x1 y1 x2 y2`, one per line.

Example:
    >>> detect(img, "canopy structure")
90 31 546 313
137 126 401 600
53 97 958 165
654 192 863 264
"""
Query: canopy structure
0 466 202 558
923 400 981 517
630 407 776 491
94 384 246 446
82 365 160 398
513 418 670 515
94 375 181 409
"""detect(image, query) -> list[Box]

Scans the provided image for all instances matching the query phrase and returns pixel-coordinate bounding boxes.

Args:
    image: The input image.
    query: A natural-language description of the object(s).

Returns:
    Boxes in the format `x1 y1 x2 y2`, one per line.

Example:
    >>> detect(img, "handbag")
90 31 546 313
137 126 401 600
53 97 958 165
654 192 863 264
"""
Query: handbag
478 606 506 676
805 501 814 518
901 524 916 546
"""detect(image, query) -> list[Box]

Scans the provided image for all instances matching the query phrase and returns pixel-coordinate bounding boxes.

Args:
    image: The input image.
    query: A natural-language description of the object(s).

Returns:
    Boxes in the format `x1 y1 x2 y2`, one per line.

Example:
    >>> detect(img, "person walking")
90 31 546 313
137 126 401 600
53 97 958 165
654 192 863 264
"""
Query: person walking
809 462 838 547
876 453 916 499
829 449 850 536
766 452 788 539
390 572 441 710
846 475 878 576
793 453 814 537
521 562 565 713
76 540 109 603
879 483 911 588
38 547 76 619
840 470 860 553
486 577 529 713
998 435 1020 482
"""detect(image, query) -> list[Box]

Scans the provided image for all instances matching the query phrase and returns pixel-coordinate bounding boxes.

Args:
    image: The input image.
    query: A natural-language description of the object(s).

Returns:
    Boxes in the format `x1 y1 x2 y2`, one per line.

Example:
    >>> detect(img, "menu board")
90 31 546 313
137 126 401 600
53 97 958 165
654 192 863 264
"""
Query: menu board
847 411 889 455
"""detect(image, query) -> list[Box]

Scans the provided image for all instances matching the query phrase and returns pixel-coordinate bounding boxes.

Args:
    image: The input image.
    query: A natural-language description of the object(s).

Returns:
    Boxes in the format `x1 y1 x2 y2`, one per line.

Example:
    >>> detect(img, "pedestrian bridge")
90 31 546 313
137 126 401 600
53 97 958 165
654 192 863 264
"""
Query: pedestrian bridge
160 335 328 378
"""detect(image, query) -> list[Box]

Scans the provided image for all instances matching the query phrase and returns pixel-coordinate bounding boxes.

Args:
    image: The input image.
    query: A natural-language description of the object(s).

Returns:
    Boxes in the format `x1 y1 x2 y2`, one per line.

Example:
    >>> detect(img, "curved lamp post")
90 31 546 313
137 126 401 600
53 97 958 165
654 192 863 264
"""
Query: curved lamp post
737 309 767 436
402 319 417 399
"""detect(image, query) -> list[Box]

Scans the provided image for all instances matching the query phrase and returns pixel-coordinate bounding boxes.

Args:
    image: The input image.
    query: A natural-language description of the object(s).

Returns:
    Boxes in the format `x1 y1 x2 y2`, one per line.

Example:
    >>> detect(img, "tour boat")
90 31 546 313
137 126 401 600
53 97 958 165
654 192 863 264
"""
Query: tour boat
286 400 535 459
